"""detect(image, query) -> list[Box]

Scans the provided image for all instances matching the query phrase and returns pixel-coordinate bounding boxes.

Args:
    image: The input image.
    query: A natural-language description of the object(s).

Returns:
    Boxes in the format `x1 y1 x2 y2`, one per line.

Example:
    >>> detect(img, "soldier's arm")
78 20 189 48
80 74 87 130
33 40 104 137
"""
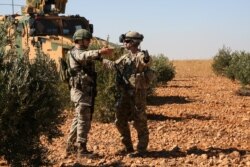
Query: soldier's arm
102 55 126 70
75 47 113 62
76 50 100 61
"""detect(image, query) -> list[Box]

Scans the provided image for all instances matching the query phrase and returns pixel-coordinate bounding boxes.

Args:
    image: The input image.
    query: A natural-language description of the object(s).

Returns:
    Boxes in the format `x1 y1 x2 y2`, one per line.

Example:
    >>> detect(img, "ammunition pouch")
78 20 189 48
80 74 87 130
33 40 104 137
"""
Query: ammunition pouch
70 72 96 106
128 73 149 90
70 72 95 90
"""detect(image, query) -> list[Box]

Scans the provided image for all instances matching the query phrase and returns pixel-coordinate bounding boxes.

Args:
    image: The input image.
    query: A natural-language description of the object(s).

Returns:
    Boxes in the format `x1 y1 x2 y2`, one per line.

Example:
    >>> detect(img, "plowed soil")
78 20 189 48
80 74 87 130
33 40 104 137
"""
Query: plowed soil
1 60 250 167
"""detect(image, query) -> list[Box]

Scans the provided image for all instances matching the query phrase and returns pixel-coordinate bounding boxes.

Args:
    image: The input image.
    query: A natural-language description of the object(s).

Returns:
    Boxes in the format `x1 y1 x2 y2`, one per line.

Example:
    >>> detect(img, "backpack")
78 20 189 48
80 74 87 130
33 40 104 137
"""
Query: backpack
59 52 71 83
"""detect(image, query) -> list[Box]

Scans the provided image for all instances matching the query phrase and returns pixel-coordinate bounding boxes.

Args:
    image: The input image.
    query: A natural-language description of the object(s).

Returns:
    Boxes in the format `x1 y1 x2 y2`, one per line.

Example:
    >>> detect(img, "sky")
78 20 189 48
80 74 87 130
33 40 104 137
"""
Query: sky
0 0 250 60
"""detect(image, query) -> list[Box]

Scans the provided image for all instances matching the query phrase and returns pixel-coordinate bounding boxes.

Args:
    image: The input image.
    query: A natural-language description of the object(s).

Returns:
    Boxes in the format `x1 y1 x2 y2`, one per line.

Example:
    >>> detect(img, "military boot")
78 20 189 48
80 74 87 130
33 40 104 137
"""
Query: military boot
115 145 134 155
78 143 93 158
128 149 147 158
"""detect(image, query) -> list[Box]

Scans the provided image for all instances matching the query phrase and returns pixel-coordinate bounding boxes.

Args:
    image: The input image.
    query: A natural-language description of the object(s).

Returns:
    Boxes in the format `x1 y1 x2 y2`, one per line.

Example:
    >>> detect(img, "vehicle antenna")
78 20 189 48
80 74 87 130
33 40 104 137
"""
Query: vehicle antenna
106 35 109 48
12 0 14 14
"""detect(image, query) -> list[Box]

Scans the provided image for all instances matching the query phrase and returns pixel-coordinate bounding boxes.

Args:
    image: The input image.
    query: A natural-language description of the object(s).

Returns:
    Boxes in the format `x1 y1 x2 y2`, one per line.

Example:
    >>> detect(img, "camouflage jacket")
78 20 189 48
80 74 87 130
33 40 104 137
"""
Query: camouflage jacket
68 47 100 87
102 50 153 90
69 47 100 71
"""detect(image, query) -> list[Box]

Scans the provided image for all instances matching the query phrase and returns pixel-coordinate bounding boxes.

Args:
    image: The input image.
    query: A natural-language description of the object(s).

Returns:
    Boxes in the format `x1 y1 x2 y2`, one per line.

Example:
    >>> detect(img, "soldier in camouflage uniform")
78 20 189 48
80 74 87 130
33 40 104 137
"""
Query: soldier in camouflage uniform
66 29 113 157
102 31 153 156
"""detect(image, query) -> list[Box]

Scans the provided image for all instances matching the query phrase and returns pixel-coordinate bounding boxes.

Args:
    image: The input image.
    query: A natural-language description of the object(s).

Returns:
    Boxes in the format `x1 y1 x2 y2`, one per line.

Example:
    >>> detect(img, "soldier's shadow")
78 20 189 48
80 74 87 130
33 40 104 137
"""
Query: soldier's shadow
147 113 213 122
147 95 194 106
73 161 124 167
140 149 186 158
136 147 249 158
185 146 248 157
167 85 193 88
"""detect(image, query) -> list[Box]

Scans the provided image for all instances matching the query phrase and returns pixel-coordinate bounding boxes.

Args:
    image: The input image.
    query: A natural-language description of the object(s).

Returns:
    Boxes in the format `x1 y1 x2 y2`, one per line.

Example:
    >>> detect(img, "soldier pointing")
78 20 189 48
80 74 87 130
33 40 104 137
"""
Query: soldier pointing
66 28 113 157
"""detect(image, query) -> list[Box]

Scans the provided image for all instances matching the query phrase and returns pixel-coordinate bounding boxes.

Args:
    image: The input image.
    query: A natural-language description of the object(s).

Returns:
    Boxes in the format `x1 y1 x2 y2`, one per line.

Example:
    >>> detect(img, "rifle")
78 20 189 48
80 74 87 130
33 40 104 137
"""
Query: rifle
114 64 131 89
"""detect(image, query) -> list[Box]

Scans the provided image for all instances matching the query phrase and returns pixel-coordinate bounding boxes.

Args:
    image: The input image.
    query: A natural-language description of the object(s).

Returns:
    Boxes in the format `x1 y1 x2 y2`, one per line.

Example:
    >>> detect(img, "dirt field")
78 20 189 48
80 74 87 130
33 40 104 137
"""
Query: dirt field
1 60 249 166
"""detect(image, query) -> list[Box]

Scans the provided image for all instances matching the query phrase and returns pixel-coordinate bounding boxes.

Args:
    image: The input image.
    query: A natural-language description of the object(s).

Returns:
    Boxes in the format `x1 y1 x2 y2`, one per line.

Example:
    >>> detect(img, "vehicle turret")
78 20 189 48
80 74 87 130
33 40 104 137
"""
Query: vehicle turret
22 0 68 15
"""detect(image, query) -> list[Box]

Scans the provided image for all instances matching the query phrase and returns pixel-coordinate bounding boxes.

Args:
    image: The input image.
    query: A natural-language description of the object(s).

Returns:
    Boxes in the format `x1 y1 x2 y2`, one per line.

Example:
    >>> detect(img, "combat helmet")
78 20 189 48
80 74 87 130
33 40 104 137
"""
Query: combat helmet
119 31 144 43
73 29 92 41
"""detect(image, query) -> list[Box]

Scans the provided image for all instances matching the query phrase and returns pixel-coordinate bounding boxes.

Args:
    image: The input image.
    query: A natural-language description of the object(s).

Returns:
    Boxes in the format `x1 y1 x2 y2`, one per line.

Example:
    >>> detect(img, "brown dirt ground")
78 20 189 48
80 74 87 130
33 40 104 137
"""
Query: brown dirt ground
1 60 249 167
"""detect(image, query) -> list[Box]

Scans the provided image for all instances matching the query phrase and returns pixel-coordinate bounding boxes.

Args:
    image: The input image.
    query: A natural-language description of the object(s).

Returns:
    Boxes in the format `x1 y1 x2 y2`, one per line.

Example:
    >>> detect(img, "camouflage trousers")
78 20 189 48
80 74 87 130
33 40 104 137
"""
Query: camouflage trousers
115 89 149 152
67 87 93 145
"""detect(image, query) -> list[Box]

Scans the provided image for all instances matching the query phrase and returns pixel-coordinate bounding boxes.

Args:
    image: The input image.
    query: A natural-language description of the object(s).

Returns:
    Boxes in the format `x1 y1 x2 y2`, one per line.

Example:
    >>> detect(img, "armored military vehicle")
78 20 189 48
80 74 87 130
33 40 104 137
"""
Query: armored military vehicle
0 0 94 64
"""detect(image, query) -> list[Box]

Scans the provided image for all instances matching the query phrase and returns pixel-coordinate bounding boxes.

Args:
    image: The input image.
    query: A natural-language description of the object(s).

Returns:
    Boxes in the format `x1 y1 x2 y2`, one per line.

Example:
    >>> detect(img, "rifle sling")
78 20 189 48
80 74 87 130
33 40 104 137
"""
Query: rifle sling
70 50 93 76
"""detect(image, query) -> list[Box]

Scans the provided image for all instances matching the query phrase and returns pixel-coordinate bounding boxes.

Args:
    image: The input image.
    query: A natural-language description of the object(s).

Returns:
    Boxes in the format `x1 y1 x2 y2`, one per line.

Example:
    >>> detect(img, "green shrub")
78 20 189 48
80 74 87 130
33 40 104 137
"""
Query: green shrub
225 51 241 81
213 46 250 90
231 52 250 86
0 18 64 166
93 48 120 123
151 54 176 84
94 67 116 123
212 46 232 76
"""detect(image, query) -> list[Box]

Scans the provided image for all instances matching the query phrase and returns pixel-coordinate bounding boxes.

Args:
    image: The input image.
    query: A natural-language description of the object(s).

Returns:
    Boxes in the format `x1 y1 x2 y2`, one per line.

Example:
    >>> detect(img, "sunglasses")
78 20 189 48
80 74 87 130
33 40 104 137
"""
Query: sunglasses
124 39 133 43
